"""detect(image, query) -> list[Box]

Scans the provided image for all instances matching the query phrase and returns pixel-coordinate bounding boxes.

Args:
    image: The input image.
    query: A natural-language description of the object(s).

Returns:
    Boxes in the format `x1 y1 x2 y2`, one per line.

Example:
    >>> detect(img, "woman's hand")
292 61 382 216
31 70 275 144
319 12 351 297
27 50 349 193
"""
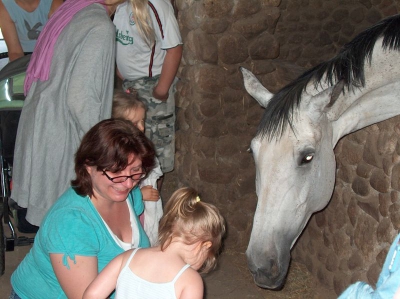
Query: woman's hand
140 185 160 201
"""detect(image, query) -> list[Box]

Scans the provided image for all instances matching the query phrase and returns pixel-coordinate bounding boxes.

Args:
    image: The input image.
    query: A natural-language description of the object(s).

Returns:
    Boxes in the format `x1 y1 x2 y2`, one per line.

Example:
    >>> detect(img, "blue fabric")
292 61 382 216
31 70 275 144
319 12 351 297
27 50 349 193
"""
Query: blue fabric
1 0 52 52
338 233 400 299
10 187 149 299
9 289 22 299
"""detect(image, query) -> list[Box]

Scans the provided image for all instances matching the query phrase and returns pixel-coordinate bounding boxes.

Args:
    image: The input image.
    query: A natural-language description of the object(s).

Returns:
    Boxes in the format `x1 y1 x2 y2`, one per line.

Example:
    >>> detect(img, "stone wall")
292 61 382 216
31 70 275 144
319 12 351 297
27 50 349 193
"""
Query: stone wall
171 0 284 250
275 0 399 68
170 0 400 295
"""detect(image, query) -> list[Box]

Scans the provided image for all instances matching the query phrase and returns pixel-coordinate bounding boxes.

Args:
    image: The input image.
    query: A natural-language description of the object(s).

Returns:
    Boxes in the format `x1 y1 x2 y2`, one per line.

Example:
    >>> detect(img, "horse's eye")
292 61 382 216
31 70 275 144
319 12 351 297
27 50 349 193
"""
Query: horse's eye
301 153 314 164
247 147 253 154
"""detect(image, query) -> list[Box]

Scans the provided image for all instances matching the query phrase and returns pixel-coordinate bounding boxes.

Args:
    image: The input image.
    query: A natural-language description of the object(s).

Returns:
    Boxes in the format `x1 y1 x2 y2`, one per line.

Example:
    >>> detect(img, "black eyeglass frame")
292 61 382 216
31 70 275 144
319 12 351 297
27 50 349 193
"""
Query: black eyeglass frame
102 170 146 183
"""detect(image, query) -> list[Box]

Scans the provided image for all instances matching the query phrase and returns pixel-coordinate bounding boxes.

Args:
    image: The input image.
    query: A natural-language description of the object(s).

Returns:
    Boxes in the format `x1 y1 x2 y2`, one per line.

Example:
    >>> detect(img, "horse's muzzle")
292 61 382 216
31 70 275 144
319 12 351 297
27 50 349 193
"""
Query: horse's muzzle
247 253 290 289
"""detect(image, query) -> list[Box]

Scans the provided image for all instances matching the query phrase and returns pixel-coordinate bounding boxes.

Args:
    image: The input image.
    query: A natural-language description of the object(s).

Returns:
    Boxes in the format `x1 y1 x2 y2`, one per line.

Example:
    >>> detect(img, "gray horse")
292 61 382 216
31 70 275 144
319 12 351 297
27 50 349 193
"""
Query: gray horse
242 15 400 289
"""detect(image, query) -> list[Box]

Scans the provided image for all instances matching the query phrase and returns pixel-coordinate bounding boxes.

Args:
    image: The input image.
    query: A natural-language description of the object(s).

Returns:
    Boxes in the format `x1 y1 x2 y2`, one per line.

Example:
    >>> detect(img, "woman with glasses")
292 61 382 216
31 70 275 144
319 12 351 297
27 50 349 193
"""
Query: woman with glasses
10 119 154 299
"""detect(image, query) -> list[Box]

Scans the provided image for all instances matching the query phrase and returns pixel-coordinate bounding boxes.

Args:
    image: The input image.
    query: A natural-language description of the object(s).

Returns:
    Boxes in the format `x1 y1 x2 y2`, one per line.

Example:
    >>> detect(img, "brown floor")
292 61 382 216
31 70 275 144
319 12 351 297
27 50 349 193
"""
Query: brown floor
203 250 337 299
0 220 337 299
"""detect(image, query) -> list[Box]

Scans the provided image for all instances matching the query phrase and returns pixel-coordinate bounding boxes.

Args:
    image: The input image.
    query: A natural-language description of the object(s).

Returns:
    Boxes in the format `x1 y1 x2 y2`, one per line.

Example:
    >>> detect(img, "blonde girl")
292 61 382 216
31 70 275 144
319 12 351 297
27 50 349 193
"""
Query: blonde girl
83 187 226 299
112 89 163 245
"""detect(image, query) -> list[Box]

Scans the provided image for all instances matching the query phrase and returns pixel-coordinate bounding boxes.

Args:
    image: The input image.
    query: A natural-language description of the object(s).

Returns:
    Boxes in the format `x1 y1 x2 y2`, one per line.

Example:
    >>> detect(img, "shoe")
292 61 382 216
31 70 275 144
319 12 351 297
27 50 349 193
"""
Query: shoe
16 208 38 233
8 199 39 234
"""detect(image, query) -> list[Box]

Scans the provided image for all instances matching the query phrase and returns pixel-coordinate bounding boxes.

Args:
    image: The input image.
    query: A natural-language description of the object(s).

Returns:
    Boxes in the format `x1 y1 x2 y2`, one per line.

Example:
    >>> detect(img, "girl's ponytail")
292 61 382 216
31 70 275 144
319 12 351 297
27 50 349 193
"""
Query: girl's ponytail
158 187 226 273
129 0 155 47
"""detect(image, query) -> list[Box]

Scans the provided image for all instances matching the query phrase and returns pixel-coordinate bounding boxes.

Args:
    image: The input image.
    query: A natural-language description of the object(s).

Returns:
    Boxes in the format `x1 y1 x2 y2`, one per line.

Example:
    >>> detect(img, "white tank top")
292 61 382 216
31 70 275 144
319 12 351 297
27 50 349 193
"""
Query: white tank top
115 248 191 299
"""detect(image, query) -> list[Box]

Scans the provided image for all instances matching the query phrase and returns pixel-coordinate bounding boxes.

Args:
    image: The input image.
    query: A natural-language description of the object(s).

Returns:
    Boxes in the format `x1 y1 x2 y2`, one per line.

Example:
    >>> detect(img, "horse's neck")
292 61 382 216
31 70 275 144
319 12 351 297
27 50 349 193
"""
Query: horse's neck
330 42 400 145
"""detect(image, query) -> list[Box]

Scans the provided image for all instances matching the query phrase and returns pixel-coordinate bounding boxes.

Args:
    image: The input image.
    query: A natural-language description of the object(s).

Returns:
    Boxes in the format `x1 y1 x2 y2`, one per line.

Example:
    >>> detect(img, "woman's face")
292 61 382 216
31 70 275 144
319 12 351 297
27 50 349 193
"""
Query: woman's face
86 155 143 204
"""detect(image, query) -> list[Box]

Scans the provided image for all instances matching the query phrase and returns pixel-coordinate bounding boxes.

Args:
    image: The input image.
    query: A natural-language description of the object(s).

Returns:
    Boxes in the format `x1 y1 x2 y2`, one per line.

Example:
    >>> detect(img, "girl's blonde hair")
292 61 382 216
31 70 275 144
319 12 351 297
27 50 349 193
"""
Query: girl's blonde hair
158 187 226 273
129 0 155 47
112 89 146 119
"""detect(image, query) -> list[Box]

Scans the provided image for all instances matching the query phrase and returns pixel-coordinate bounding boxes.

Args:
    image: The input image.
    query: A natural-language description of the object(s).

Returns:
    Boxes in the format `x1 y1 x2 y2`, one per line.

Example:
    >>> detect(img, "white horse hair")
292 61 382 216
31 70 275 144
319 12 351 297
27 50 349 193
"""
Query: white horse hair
241 14 400 289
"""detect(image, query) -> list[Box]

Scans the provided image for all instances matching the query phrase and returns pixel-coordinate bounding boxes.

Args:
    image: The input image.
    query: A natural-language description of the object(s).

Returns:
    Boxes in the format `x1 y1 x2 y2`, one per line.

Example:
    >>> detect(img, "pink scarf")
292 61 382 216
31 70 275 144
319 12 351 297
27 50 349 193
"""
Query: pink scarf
24 0 106 95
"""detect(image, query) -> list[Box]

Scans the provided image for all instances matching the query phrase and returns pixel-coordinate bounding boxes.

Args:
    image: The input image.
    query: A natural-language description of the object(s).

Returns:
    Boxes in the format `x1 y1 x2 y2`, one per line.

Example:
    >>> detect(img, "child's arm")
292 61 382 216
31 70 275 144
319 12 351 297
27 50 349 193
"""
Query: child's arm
152 45 183 101
82 252 126 299
0 1 24 61
141 185 160 201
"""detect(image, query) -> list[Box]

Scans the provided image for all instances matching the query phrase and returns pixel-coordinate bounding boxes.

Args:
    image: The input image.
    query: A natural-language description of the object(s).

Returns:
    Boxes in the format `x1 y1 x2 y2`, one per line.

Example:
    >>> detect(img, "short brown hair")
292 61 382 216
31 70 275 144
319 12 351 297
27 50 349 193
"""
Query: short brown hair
112 89 146 119
158 187 226 273
71 119 155 197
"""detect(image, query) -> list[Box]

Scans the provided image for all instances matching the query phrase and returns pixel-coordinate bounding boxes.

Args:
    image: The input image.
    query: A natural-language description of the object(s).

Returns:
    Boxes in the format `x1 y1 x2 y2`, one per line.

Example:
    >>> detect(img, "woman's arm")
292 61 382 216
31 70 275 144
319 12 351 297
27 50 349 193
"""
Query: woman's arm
152 44 182 101
83 253 126 299
49 0 63 17
50 254 99 299
0 1 24 61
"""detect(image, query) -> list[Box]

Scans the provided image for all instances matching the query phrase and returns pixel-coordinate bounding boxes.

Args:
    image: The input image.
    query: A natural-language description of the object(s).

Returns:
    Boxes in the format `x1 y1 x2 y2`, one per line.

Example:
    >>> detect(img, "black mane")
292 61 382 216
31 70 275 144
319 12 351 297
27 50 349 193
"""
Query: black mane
257 14 400 140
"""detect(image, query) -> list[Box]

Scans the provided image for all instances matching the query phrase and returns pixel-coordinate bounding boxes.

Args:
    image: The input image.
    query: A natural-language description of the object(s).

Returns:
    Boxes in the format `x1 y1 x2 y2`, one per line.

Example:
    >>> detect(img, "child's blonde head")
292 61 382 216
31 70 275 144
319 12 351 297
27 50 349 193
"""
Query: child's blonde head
158 187 226 273
112 89 146 119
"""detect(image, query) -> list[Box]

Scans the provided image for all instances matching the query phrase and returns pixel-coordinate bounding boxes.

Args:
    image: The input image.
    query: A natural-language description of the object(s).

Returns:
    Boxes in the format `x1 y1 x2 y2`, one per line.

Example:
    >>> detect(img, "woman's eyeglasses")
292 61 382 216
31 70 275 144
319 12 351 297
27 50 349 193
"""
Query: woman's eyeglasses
102 170 146 183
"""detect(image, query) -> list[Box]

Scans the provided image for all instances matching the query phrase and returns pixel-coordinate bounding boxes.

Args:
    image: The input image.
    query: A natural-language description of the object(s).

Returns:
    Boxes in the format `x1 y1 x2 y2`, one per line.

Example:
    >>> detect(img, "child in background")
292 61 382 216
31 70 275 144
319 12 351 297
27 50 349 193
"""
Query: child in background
113 0 183 187
83 187 226 299
0 0 63 61
112 90 163 245
338 233 400 299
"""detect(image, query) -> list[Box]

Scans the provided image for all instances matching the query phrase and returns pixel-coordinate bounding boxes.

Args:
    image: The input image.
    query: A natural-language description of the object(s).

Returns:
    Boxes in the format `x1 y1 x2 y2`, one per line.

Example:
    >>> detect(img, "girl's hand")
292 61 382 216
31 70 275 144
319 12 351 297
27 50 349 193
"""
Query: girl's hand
141 185 160 201
152 85 169 101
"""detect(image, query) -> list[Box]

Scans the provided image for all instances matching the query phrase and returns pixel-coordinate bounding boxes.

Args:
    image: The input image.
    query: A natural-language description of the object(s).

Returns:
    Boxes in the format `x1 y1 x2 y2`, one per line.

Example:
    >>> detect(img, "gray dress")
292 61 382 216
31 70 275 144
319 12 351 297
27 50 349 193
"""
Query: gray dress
11 4 115 226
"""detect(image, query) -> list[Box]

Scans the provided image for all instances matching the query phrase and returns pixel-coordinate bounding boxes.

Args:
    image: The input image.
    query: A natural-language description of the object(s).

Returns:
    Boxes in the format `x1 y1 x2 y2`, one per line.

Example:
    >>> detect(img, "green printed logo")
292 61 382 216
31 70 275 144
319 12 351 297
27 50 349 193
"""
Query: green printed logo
129 12 135 26
116 29 133 45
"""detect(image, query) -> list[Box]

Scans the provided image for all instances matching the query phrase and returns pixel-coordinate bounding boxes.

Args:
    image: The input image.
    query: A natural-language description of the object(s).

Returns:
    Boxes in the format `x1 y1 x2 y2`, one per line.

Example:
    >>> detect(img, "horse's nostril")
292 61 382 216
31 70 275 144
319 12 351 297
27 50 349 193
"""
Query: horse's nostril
265 258 280 278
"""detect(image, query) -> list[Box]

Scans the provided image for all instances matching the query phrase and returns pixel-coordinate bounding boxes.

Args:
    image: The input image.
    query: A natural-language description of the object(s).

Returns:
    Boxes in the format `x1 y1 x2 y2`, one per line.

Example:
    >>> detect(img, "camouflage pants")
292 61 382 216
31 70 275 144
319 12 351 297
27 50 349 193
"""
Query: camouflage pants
122 75 177 173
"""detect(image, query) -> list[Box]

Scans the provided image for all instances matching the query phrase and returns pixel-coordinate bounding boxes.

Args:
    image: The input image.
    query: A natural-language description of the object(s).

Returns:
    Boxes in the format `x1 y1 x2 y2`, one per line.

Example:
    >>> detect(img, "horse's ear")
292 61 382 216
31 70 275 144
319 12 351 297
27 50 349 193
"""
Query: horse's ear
241 67 274 108
325 80 344 109
325 80 358 122
303 81 344 120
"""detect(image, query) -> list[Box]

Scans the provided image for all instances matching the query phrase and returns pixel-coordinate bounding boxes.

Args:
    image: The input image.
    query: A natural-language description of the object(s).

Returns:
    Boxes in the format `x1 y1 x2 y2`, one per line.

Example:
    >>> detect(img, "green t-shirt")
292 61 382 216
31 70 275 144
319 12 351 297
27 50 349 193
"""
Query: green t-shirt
11 187 150 299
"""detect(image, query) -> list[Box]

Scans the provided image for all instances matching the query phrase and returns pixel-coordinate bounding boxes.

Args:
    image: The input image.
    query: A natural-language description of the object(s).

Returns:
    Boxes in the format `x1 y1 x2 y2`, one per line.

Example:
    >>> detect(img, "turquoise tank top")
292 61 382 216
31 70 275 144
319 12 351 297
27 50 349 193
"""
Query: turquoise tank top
2 0 52 52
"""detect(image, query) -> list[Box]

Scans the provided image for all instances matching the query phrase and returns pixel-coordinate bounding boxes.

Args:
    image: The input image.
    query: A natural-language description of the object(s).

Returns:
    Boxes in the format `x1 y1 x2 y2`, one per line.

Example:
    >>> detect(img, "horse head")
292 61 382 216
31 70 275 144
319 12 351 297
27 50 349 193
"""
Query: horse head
241 14 400 290
241 67 344 288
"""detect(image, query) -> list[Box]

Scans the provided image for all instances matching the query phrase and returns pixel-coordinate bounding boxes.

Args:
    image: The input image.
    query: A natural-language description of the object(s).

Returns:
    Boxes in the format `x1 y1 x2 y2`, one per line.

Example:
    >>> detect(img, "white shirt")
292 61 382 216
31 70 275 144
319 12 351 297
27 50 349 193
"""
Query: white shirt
100 199 140 250
113 0 182 81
